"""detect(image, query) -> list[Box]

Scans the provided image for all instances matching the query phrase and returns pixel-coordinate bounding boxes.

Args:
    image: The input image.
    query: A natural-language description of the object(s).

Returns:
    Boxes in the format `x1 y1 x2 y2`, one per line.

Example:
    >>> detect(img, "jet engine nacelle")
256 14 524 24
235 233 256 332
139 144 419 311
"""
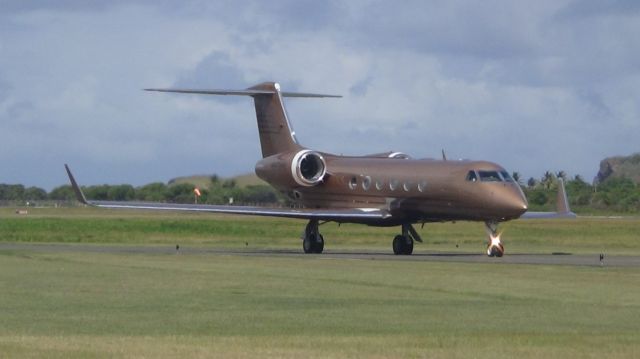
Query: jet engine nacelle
255 149 327 188
290 149 327 186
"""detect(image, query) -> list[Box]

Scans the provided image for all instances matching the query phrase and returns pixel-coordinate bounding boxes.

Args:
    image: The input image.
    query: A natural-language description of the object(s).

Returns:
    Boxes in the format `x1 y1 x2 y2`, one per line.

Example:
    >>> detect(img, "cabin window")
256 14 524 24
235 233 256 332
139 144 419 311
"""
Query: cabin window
466 171 478 182
349 176 358 189
402 181 411 192
418 180 427 192
500 171 514 182
375 179 384 190
478 171 502 182
389 179 399 191
362 176 372 190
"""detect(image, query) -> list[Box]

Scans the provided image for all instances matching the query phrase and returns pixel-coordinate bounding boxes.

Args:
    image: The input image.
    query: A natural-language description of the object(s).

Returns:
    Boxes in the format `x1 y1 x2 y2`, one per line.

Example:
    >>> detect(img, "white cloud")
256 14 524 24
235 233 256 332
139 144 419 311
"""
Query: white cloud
0 1 638 188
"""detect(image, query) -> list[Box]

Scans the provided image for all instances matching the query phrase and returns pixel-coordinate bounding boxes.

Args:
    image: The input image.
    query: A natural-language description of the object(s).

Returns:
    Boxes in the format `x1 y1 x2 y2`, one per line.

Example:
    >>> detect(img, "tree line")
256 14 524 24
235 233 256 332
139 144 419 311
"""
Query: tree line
518 171 640 213
0 176 282 206
2 171 640 213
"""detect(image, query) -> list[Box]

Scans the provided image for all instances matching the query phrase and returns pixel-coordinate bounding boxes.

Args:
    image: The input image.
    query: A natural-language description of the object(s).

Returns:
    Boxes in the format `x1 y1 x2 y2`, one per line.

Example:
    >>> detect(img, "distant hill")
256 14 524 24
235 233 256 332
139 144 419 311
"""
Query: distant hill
168 173 267 188
595 153 640 184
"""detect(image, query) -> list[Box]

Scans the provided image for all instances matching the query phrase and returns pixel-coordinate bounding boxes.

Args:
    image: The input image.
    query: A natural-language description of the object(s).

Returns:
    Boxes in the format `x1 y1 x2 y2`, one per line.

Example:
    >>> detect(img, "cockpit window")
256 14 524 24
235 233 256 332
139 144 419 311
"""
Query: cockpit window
478 171 502 182
466 171 478 182
500 171 514 182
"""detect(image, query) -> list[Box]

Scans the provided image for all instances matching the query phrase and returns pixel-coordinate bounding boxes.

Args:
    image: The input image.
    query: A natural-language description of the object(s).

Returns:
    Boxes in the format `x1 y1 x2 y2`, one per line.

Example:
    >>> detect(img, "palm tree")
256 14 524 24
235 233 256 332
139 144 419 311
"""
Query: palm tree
527 177 537 188
511 172 522 185
542 171 556 189
556 171 567 181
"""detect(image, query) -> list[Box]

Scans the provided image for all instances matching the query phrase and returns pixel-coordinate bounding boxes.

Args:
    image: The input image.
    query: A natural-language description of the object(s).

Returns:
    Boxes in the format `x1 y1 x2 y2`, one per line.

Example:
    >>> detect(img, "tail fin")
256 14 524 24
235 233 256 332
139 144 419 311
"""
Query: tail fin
145 82 340 158
247 82 300 157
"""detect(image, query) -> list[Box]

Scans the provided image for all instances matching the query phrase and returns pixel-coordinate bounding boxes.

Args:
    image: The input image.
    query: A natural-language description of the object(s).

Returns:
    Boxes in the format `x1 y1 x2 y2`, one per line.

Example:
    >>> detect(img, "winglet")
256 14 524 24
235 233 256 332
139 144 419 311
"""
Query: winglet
64 164 89 205
556 178 570 214
516 178 576 220
556 178 577 218
441 149 447 161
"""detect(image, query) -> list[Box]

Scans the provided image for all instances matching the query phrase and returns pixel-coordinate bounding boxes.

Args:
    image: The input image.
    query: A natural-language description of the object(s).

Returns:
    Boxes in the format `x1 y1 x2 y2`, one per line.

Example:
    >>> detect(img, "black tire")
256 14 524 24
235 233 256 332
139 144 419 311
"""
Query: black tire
487 244 504 257
495 243 504 257
392 235 404 255
303 234 316 254
314 234 324 254
405 237 414 255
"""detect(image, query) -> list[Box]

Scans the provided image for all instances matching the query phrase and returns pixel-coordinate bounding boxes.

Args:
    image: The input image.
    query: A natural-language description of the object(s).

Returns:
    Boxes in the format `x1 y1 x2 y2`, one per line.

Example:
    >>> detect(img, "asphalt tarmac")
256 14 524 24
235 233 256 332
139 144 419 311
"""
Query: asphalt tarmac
2 242 639 267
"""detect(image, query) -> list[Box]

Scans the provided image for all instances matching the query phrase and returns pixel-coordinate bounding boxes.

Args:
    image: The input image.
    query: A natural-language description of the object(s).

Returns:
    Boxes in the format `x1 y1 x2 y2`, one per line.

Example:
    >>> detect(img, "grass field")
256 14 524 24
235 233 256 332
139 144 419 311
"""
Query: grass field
2 208 639 255
1 207 640 357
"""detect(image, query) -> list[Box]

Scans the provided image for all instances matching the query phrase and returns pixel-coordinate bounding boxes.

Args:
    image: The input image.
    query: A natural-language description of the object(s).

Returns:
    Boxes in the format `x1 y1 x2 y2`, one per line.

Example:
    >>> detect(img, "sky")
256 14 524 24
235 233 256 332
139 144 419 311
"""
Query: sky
1 0 639 190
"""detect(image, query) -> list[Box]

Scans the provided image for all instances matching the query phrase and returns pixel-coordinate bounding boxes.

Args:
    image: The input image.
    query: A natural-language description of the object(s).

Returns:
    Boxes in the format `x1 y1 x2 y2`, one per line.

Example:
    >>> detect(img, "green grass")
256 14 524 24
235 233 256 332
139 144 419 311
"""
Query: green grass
1 207 640 357
0 250 639 358
2 207 640 255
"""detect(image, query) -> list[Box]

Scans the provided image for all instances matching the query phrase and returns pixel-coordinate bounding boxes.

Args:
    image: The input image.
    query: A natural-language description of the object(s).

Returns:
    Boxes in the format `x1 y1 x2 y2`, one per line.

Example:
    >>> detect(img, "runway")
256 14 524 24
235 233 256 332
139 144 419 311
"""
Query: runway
2 242 639 267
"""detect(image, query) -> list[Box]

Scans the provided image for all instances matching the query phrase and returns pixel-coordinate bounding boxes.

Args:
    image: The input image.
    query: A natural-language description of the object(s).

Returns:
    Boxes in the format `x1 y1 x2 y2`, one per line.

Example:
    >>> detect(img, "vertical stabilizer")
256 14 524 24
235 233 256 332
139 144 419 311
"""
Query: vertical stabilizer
247 82 301 157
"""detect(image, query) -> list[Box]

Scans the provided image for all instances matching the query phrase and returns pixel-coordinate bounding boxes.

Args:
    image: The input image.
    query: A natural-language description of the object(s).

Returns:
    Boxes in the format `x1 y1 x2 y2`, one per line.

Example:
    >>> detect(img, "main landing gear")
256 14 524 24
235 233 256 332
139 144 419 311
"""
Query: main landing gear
485 221 504 257
301 220 502 257
302 219 324 254
392 223 423 255
302 220 425 255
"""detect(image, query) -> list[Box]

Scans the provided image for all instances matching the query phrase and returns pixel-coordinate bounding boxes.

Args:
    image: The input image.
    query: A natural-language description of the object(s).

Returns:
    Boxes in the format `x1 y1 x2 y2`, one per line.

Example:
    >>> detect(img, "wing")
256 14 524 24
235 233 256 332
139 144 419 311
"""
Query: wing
519 178 577 219
519 211 577 219
64 165 390 222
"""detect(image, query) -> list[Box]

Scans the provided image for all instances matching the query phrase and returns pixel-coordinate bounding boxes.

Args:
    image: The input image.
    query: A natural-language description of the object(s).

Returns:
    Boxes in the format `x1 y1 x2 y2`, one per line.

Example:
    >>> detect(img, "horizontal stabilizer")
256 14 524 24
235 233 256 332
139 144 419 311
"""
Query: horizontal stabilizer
144 88 274 96
144 88 341 98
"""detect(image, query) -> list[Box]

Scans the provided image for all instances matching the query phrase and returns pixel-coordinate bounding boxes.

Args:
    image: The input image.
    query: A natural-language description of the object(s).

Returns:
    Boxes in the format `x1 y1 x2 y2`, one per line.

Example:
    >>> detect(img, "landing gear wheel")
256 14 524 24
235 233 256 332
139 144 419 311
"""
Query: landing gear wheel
314 234 324 254
303 233 324 254
302 220 324 254
485 221 504 258
392 235 413 255
487 243 504 257
303 234 315 254
405 237 414 255
393 235 403 255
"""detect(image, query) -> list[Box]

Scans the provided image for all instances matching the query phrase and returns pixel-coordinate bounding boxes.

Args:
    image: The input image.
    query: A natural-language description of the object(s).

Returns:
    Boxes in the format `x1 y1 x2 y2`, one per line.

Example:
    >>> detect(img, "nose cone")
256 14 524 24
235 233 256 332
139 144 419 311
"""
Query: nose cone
498 186 528 218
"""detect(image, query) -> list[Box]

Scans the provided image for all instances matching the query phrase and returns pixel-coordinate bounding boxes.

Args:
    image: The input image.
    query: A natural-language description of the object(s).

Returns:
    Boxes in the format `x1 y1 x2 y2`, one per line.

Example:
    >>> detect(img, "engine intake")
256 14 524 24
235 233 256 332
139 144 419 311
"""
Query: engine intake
291 150 326 186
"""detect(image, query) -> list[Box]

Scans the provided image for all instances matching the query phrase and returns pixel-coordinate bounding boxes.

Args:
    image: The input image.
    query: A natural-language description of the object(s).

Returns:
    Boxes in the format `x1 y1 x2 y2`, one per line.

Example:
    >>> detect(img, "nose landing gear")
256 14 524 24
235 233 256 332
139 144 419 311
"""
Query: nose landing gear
485 221 504 257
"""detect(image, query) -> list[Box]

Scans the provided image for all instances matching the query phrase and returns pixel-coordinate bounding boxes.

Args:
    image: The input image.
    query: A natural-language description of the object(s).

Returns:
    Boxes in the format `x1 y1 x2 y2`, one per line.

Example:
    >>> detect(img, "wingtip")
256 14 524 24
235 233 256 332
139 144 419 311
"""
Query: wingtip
64 164 89 205
556 178 571 214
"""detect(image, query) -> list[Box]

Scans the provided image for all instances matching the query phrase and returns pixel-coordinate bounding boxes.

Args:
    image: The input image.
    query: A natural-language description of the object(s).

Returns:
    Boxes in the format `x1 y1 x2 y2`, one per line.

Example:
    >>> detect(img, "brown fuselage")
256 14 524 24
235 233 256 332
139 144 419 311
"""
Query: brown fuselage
256 150 528 226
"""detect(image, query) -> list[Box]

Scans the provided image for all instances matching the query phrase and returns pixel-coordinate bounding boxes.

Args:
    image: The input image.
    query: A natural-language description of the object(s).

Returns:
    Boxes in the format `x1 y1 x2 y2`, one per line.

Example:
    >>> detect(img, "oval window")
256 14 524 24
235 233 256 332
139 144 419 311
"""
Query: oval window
403 182 411 192
375 179 384 190
362 176 371 191
349 176 358 190
389 179 399 191
417 180 427 192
